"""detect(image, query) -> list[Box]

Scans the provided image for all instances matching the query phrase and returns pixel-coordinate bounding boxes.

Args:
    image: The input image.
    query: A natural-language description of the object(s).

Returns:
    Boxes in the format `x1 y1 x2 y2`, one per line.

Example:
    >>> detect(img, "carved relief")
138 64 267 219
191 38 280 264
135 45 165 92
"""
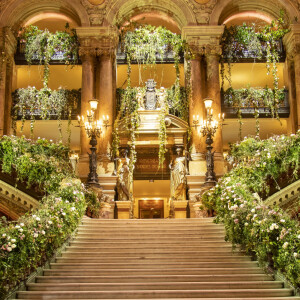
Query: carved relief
182 0 217 24
81 0 106 25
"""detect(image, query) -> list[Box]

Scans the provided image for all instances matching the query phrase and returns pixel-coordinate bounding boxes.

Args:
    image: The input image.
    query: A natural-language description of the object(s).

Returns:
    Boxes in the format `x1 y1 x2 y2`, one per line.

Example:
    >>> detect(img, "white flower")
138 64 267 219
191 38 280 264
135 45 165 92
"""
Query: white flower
245 223 248 226
11 239 16 243
294 253 298 258
11 244 16 249
41 230 45 235
15 225 20 229
7 246 12 252
62 212 66 216
71 207 75 211
33 233 38 238
20 223 24 227
19 228 23 232
35 217 40 221
2 233 6 238
251 209 255 213
48 220 52 225
283 242 289 249
280 219 285 223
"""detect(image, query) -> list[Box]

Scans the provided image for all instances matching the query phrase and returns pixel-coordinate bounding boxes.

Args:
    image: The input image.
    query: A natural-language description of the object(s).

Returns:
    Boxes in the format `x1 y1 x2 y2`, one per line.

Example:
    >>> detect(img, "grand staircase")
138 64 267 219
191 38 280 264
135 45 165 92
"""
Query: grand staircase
17 218 300 299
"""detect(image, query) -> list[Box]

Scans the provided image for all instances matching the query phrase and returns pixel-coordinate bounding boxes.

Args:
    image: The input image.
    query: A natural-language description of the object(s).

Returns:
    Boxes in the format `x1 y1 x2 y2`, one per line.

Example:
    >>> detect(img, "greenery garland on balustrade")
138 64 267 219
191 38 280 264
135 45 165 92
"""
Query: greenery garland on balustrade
113 25 191 169
12 87 81 143
223 87 287 139
0 136 87 298
202 133 300 287
19 24 79 87
221 13 289 137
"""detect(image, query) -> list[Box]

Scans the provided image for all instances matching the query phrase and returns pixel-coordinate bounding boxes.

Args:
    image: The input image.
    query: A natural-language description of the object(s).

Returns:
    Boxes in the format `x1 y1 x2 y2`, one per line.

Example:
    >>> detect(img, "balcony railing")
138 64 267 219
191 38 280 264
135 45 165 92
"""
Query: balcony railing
221 88 290 118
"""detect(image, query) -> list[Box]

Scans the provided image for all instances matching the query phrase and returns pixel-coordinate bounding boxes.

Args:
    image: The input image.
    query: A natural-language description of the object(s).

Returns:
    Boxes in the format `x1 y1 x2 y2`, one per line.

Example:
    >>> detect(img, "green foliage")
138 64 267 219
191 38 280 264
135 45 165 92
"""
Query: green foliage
12 87 80 141
221 14 289 137
224 87 287 139
0 135 72 193
114 25 191 171
0 136 87 299
19 25 79 87
202 133 300 287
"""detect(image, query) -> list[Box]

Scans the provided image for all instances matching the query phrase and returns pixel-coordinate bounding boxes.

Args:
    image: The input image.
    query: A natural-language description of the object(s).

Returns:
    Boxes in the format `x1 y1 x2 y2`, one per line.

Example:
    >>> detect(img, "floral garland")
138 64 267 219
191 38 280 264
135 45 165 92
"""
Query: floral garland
12 87 80 142
202 133 300 287
223 87 287 139
0 136 87 297
113 25 191 171
221 13 289 137
19 24 79 87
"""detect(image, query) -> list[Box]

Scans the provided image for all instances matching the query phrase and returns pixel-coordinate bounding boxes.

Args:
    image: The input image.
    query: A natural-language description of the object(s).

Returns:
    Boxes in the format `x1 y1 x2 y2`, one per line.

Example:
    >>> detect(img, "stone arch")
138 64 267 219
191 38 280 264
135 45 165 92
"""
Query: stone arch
105 0 197 30
210 0 300 25
0 0 90 30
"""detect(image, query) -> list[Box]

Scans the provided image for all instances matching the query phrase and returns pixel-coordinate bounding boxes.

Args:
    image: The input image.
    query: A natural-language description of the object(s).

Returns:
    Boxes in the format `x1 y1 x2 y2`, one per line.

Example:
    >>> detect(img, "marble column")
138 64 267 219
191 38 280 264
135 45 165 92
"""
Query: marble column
205 51 223 154
286 58 298 133
293 53 300 131
0 59 7 137
189 53 206 154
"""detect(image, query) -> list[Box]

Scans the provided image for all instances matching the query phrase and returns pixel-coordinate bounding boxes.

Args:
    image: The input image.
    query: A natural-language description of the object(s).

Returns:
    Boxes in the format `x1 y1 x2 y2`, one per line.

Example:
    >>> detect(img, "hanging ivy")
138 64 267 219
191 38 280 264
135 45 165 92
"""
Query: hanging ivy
113 25 191 171
12 87 81 143
19 24 79 87
224 87 287 139
220 13 289 108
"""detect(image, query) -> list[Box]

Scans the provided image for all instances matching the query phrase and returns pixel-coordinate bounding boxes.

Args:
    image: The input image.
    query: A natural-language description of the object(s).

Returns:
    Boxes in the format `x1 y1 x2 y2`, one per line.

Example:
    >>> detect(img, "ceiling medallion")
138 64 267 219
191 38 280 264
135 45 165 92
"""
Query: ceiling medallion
87 0 105 5
194 0 210 3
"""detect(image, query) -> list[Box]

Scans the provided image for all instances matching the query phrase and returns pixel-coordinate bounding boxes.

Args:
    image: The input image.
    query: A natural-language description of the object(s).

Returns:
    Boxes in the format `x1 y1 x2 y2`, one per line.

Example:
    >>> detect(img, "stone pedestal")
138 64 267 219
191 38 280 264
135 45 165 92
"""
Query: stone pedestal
173 200 188 219
98 175 117 200
116 201 131 219
99 201 115 219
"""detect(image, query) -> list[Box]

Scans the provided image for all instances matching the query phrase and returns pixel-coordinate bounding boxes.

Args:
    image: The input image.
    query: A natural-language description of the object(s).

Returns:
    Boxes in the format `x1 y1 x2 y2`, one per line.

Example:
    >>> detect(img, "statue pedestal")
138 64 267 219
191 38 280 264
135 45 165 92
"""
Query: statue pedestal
173 200 188 219
116 201 131 219
99 201 115 219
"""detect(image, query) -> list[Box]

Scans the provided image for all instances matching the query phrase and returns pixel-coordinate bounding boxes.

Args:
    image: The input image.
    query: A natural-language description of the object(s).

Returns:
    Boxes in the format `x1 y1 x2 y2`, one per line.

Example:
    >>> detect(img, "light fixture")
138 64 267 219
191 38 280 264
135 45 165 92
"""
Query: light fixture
89 99 99 111
204 98 213 109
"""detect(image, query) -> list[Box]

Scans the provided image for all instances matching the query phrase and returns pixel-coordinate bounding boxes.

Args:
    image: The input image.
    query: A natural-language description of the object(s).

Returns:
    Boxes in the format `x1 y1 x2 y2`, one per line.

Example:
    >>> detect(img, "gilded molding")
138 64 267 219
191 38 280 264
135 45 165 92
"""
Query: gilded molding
0 179 40 216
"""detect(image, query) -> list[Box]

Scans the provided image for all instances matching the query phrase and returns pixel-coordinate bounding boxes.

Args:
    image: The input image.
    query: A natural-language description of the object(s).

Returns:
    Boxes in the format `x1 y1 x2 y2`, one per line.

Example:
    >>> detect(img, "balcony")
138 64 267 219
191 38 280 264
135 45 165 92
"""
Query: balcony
221 88 290 118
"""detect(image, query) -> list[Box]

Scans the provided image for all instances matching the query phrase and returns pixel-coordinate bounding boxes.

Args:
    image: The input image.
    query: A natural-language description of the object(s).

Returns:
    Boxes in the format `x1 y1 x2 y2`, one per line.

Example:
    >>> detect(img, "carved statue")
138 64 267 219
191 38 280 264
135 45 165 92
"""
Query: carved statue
157 86 169 113
169 147 187 201
137 90 145 110
117 150 131 201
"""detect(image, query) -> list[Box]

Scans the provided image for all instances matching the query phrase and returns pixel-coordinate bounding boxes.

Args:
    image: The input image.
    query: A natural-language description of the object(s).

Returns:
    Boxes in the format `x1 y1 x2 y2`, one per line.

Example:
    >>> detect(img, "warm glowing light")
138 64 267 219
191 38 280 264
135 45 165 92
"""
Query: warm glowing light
89 99 99 111
224 12 272 25
24 13 76 28
204 98 213 109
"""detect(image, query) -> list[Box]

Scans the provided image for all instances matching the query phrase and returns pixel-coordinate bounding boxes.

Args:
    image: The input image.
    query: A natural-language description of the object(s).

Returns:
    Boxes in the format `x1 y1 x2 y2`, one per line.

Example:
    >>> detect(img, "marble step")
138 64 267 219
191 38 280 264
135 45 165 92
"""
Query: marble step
36 274 272 283
17 288 295 299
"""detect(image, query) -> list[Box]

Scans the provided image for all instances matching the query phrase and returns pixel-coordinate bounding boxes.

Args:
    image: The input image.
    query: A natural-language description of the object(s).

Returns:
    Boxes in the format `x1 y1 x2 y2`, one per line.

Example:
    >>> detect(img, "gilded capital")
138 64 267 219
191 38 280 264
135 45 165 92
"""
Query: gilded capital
284 24 300 59
182 25 224 56
76 26 119 58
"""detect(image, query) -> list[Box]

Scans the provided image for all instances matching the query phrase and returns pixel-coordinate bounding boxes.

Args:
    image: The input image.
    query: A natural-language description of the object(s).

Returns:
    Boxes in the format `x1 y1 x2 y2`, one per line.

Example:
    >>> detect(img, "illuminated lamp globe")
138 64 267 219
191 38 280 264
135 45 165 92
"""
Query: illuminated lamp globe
204 98 213 109
89 99 99 111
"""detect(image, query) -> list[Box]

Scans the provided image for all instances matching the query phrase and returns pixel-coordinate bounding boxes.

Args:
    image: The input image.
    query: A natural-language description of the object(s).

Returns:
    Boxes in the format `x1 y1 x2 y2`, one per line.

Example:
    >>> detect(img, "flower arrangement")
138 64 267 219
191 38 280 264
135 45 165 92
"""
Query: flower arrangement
0 136 87 298
202 132 300 287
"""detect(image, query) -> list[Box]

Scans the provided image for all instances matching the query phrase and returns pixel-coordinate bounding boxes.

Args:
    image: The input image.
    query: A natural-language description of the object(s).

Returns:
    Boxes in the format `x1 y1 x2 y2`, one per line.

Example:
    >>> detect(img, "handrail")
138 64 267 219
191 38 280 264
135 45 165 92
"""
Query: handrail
264 179 300 208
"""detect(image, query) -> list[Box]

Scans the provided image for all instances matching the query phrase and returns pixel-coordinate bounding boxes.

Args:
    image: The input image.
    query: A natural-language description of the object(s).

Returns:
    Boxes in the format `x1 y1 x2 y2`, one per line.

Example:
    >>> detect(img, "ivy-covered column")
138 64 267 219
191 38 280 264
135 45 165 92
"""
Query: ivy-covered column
0 28 16 136
284 24 300 132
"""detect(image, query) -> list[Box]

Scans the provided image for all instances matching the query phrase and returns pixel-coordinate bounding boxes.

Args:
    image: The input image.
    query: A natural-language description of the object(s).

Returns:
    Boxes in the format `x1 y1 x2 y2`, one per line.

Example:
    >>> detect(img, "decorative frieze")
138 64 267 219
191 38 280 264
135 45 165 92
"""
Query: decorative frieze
80 0 106 25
